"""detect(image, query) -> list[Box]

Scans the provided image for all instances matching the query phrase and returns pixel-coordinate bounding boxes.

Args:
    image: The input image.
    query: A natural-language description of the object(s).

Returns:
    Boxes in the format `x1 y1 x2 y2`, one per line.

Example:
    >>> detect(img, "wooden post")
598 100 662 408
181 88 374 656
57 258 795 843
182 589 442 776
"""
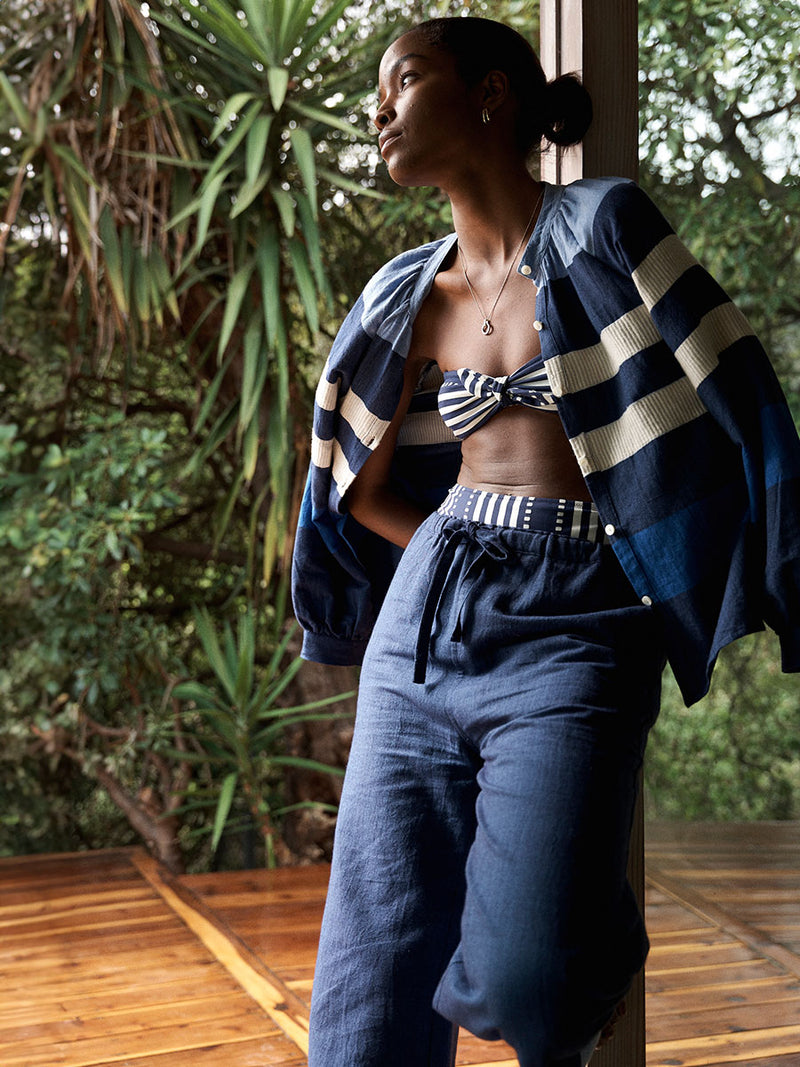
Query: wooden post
539 3 645 1067
540 0 639 184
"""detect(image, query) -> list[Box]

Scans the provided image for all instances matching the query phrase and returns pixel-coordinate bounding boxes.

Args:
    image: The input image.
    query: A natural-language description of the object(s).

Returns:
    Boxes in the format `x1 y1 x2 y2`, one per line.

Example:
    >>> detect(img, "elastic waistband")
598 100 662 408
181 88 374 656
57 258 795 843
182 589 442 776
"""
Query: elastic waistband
437 485 608 544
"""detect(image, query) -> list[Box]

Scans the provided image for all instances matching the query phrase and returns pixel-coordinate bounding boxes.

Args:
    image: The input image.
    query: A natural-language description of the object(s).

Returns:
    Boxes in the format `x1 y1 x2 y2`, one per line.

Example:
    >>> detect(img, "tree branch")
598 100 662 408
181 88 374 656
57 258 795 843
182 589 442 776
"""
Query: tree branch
736 91 800 129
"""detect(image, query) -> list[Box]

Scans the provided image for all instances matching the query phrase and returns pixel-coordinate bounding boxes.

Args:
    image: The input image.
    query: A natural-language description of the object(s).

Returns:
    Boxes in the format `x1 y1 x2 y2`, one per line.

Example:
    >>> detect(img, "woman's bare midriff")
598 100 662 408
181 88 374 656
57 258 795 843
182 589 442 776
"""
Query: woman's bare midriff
455 405 592 502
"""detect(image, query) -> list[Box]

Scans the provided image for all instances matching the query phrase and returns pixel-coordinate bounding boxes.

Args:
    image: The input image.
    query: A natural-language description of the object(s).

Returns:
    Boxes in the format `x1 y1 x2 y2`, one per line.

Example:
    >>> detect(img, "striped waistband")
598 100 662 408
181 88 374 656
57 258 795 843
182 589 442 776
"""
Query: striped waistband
437 485 608 544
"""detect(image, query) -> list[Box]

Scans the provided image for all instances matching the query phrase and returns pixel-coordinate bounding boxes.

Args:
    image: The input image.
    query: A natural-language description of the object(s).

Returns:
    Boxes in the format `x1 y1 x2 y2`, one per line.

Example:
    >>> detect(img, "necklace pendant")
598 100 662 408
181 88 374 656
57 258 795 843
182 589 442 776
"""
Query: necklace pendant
481 319 493 336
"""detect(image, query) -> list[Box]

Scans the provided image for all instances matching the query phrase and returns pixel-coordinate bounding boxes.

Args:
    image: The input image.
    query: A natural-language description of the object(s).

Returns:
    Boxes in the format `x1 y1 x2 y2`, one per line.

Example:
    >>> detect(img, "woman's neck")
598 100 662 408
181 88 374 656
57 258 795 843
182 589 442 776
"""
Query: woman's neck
448 168 544 266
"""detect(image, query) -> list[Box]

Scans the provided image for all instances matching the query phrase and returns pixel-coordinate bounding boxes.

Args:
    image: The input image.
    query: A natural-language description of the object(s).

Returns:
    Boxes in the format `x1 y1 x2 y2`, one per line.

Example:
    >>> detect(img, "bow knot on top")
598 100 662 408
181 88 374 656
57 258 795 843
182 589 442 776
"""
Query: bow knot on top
437 352 557 440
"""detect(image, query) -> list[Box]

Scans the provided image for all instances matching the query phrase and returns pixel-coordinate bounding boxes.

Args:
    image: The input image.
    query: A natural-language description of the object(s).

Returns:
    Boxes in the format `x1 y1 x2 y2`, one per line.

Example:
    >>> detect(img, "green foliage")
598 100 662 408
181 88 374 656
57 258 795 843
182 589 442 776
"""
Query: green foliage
0 0 380 866
0 0 798 864
0 417 180 606
0 369 190 724
638 0 800 353
646 632 800 821
0 719 136 858
169 611 353 866
636 1 800 820
148 0 385 578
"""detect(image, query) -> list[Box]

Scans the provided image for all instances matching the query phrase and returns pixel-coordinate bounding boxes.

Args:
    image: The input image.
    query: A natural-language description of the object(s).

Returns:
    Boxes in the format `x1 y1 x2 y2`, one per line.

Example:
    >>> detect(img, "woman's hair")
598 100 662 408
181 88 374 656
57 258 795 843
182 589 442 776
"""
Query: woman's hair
411 17 592 154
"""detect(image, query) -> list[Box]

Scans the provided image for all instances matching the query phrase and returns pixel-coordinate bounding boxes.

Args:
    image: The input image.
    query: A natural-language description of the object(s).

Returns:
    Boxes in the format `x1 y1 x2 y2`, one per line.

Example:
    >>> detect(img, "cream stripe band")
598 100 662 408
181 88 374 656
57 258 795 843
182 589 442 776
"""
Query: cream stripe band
570 376 707 475
437 485 608 543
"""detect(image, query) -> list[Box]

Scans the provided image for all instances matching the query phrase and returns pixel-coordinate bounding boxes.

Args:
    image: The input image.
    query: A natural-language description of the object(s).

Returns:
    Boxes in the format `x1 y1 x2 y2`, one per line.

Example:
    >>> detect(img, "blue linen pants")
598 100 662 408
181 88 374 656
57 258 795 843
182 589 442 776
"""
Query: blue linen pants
308 499 665 1067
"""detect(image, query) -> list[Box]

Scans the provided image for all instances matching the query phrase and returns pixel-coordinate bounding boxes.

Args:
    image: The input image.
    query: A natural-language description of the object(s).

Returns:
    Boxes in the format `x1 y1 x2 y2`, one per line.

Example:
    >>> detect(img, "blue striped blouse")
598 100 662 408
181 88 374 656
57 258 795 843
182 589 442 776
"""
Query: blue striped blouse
291 177 800 706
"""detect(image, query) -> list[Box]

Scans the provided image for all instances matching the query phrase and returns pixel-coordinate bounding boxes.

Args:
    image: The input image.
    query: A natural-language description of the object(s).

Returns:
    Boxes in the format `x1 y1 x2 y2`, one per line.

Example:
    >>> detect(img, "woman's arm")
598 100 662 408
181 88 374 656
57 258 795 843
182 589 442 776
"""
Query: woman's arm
345 355 431 548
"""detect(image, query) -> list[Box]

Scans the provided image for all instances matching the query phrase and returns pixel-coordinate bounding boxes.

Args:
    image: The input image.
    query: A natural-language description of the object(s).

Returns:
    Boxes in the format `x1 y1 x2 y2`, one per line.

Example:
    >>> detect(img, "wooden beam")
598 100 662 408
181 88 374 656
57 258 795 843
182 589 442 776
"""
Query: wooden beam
540 3 643 1066
132 851 311 1054
540 0 639 184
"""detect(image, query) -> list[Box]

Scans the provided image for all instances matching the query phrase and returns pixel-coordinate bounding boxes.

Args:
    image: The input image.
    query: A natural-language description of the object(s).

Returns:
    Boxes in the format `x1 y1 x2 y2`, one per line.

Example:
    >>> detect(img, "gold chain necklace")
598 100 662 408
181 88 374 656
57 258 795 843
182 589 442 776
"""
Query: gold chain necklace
457 188 544 336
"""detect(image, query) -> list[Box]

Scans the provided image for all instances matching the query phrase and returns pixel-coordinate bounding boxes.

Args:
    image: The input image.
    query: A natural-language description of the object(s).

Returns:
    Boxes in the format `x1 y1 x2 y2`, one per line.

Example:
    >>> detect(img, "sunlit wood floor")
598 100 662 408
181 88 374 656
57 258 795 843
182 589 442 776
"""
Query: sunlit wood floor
0 822 798 1066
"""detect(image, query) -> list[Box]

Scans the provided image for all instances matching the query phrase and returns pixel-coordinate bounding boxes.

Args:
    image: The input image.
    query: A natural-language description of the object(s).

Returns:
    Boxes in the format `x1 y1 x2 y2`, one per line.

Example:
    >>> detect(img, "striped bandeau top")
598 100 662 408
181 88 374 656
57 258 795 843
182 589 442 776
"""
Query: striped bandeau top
437 351 557 440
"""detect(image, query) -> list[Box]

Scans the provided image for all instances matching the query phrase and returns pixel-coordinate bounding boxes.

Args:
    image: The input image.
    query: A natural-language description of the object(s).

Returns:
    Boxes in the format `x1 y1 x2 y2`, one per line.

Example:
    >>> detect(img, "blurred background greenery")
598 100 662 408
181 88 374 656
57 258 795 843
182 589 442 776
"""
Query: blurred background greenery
0 0 798 870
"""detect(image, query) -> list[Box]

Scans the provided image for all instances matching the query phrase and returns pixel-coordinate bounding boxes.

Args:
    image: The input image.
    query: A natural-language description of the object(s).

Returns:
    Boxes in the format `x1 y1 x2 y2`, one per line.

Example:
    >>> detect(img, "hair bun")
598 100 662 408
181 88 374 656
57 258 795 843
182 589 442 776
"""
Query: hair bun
542 74 593 147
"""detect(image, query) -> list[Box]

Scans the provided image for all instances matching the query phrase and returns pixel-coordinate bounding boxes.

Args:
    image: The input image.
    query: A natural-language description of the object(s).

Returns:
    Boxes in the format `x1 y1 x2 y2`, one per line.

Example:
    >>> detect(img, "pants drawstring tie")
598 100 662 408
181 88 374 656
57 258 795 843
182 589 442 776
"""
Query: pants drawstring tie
413 522 509 684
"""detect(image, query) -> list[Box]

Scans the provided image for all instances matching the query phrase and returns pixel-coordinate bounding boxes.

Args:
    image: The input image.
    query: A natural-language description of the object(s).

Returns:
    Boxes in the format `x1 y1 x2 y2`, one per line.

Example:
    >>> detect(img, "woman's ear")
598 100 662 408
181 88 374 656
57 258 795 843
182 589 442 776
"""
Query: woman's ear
480 70 511 118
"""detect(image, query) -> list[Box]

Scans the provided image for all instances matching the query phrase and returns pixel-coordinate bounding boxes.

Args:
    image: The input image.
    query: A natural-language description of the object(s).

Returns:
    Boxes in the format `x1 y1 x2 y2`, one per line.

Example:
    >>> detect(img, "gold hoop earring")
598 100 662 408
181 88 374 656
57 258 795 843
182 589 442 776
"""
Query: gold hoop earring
481 107 491 125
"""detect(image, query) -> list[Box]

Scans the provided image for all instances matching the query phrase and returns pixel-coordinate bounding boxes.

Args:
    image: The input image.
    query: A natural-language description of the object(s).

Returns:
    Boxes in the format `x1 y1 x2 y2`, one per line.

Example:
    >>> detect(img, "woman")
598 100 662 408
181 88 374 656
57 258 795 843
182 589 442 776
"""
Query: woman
291 17 800 1067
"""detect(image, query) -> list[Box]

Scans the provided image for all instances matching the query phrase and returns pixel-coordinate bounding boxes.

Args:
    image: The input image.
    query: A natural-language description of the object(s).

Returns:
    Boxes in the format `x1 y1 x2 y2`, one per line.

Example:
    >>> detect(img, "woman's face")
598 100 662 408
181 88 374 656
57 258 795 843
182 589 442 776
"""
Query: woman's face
375 30 485 188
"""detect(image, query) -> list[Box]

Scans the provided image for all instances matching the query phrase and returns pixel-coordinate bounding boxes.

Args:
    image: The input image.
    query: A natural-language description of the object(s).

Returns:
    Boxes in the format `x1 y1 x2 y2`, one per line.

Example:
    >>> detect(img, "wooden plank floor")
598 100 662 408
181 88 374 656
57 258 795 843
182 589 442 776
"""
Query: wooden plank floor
645 822 800 1067
0 848 306 1066
0 823 798 1066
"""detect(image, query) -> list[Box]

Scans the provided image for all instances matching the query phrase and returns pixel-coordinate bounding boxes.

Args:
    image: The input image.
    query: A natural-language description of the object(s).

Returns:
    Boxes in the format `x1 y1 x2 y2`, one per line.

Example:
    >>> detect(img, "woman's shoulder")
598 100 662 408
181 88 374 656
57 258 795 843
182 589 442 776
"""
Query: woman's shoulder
325 233 456 376
557 175 645 227
562 175 637 199
360 234 456 330
364 235 454 299
553 177 672 261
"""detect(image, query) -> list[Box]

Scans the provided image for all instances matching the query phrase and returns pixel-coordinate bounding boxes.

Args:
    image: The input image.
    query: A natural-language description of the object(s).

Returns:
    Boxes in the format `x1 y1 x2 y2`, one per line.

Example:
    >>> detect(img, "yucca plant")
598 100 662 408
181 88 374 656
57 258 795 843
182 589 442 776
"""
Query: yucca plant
0 0 386 862
150 0 389 590
171 607 354 866
0 0 393 604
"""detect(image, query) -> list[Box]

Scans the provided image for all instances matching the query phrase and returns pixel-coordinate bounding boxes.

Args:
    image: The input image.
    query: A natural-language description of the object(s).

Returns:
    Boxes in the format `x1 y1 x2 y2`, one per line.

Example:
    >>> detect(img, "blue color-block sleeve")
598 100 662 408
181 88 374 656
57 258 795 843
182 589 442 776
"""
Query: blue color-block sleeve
291 470 403 664
595 182 800 674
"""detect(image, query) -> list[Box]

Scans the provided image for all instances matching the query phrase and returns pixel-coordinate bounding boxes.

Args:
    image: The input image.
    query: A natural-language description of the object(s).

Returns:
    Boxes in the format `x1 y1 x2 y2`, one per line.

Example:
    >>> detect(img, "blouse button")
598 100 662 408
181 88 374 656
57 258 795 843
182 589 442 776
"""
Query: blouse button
604 523 616 536
641 595 653 607
533 320 544 331
520 264 533 276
